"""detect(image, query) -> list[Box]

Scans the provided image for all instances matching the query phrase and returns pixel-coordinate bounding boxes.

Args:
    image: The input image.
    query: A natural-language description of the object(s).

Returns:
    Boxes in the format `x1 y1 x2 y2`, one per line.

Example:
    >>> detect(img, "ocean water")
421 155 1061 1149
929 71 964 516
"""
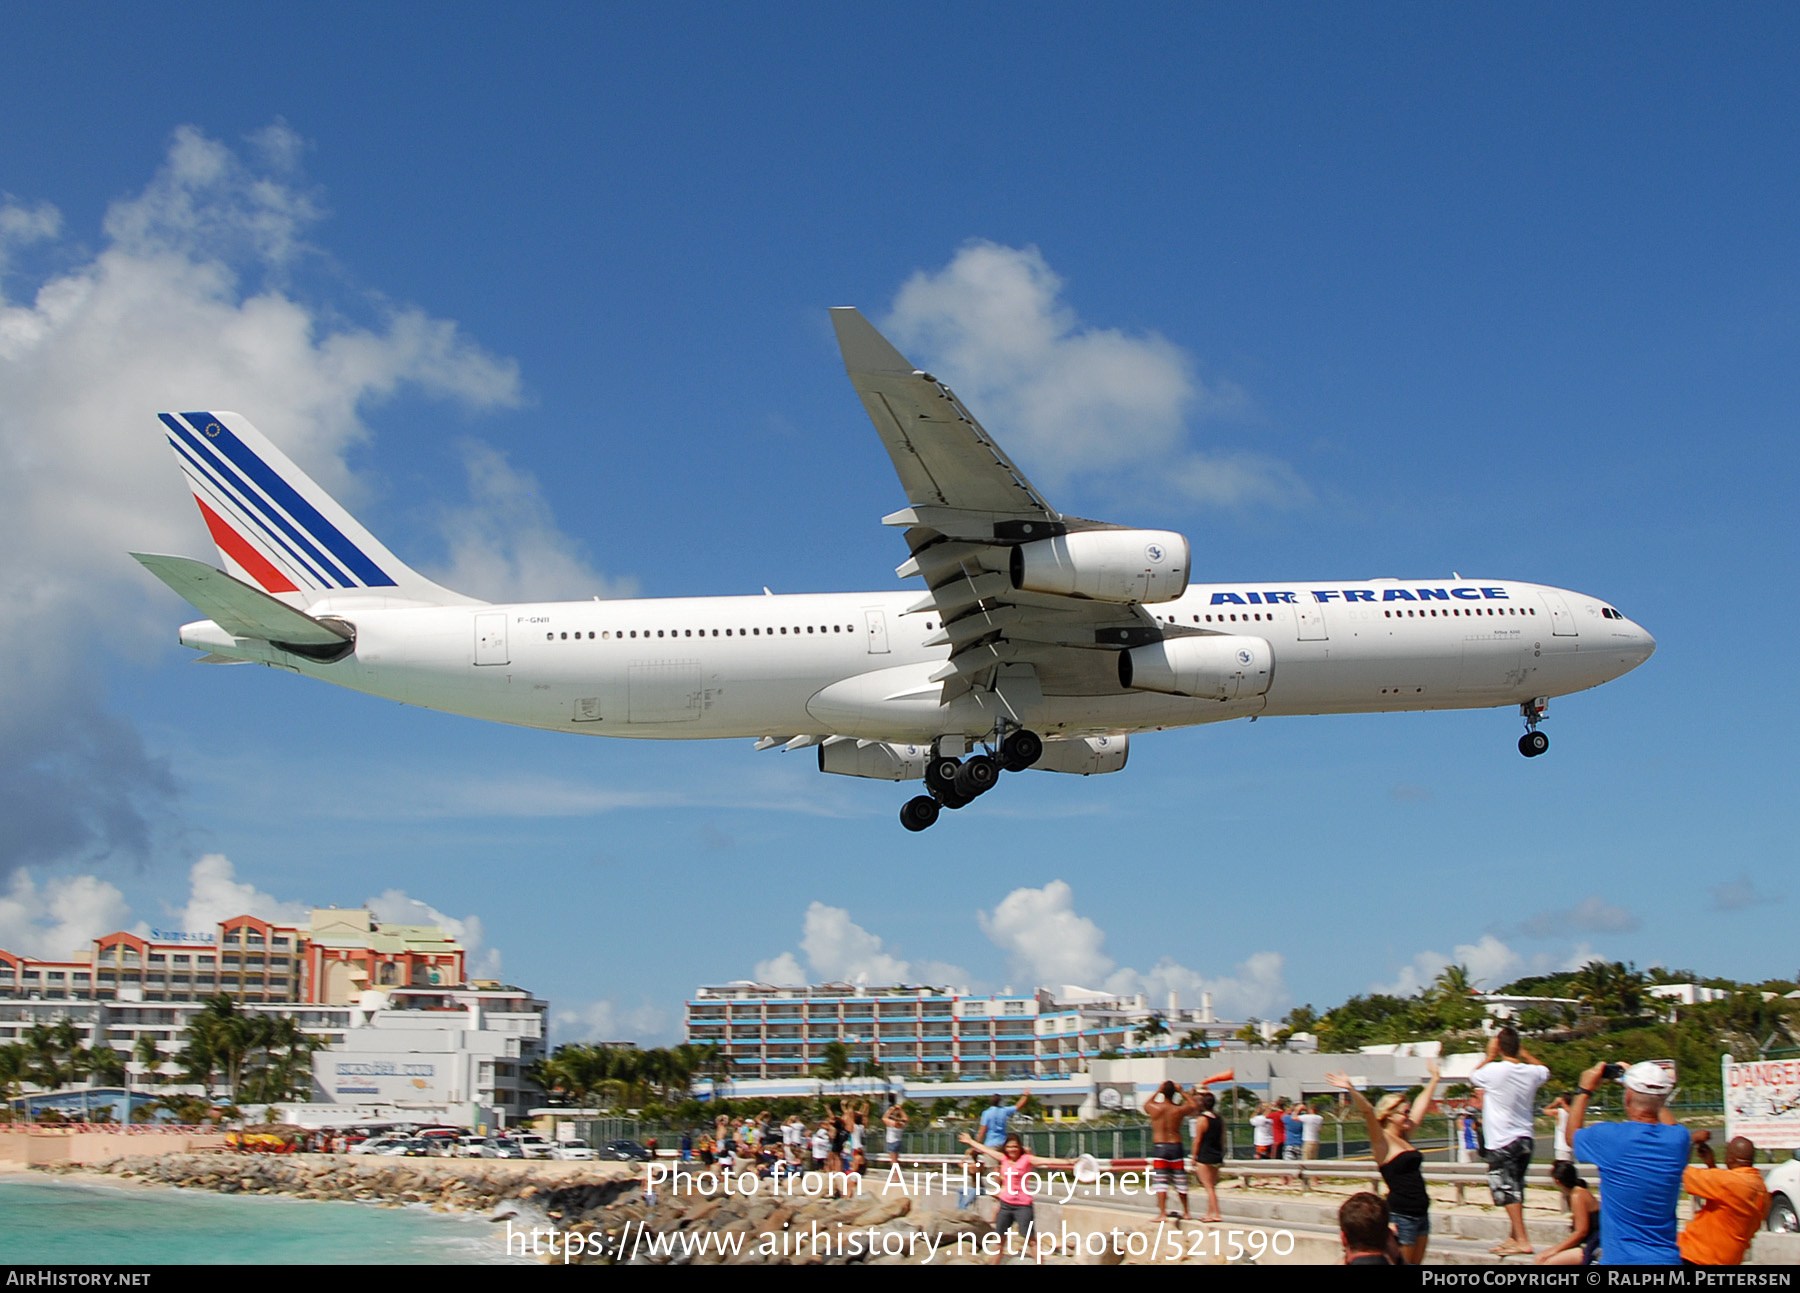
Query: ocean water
0 1176 527 1265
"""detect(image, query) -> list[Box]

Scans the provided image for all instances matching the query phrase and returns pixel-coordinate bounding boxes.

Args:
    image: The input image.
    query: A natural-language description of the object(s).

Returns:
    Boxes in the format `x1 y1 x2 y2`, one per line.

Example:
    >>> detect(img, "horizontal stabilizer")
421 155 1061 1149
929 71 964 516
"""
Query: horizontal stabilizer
131 553 352 646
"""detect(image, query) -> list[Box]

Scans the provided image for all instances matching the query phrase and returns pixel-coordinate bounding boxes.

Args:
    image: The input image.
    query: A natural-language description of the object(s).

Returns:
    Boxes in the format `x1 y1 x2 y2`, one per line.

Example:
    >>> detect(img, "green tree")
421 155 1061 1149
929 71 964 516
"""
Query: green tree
819 1041 851 1081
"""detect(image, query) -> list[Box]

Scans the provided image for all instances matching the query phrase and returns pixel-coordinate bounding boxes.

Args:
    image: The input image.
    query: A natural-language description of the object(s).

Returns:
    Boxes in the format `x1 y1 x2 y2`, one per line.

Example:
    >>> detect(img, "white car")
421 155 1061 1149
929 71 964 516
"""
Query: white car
1766 1152 1800 1232
551 1140 596 1162
513 1133 555 1160
349 1136 409 1156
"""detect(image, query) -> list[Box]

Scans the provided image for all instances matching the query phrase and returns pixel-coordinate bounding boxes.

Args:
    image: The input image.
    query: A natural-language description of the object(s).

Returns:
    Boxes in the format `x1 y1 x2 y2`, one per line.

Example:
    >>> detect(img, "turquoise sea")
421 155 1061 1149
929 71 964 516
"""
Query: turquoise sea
0 1176 526 1265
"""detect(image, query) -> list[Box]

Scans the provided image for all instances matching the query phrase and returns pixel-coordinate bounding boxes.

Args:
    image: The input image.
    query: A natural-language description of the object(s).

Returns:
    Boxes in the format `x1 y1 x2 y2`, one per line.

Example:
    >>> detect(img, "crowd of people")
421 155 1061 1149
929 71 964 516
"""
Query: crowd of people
1329 1027 1773 1267
679 1096 913 1183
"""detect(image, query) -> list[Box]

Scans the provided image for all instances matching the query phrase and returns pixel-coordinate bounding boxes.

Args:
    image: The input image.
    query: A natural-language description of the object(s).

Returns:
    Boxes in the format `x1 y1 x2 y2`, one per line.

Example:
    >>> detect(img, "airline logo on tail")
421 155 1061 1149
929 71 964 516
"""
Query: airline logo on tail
160 411 397 596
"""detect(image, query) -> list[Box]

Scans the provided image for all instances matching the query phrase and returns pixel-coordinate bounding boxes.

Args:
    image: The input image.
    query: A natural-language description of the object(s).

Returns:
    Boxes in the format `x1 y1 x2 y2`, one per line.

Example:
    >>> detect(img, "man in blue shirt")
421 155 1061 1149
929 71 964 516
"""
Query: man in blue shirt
1569 1060 1690 1265
979 1089 1030 1147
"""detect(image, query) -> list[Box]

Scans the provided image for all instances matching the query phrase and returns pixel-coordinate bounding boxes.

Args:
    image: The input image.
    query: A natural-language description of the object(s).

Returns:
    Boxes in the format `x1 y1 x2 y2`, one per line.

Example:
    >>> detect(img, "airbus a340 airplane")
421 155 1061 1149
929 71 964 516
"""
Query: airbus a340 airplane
133 309 1654 830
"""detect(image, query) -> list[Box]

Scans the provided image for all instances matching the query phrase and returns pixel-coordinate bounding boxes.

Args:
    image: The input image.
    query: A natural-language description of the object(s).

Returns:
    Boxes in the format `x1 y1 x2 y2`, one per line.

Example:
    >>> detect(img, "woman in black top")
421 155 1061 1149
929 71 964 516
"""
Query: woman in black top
1190 1089 1227 1222
1327 1058 1441 1265
1536 1161 1600 1266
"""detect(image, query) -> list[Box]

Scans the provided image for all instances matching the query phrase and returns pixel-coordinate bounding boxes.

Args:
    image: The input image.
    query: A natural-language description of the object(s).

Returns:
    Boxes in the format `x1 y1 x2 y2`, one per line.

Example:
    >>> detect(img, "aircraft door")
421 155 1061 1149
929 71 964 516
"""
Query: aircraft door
864 608 890 654
474 613 509 665
1295 604 1328 641
1539 592 1578 636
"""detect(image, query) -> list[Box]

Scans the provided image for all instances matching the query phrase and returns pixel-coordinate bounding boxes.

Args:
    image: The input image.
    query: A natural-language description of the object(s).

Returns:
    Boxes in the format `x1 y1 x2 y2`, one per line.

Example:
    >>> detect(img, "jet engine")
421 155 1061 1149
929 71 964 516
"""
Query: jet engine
1009 530 1190 604
817 739 931 782
1119 635 1273 700
1032 734 1129 775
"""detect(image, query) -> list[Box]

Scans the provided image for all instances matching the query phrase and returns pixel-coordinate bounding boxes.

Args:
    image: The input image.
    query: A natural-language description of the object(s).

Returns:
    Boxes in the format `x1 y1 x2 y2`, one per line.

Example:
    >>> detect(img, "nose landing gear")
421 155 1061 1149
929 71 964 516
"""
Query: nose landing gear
898 729 1044 830
1518 698 1550 757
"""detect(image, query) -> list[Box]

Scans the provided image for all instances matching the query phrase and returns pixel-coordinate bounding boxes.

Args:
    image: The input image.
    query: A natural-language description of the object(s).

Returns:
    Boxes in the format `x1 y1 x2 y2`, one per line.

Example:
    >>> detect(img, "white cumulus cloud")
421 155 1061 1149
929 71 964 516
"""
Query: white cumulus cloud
885 241 1304 509
979 880 1289 1020
431 440 635 603
365 888 501 979
554 998 672 1046
0 870 132 961
754 902 968 987
171 853 309 933
0 123 612 876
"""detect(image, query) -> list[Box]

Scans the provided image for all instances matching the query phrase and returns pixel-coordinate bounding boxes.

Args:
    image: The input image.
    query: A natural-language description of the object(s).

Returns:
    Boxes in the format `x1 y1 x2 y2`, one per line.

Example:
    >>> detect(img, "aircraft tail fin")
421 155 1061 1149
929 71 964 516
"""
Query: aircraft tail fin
157 411 477 607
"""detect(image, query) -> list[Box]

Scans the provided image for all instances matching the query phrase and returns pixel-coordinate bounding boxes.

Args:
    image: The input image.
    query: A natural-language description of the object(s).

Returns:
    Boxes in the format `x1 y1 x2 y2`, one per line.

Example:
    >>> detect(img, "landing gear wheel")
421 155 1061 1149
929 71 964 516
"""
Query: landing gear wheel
954 754 1000 798
925 756 962 796
900 795 941 832
937 786 972 810
1000 729 1044 772
1519 731 1549 758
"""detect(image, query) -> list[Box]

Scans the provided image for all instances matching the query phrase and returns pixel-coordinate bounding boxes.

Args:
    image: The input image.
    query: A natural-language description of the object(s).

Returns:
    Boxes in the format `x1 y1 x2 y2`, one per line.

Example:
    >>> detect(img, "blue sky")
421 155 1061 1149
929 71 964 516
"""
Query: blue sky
1 6 1794 1042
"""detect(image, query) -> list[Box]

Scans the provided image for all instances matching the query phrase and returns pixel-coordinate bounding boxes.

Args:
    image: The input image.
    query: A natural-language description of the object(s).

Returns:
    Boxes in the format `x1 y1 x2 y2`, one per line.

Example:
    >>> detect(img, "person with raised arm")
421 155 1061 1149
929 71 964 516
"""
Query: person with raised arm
1470 1026 1550 1254
1326 1058 1441 1265
1143 1077 1224 1224
1568 1059 1690 1266
1187 1068 1235 1222
958 1131 1082 1264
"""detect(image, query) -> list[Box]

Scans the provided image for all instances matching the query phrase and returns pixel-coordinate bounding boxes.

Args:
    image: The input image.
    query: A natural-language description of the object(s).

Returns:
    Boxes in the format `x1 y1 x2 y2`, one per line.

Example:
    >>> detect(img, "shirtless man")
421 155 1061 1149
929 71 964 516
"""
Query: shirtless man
1145 1070 1234 1224
1145 1081 1199 1222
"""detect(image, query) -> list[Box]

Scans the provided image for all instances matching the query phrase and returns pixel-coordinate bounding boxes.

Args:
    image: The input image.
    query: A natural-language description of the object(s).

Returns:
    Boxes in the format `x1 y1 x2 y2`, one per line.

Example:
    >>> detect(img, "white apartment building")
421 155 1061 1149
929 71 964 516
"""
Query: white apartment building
685 981 1238 1081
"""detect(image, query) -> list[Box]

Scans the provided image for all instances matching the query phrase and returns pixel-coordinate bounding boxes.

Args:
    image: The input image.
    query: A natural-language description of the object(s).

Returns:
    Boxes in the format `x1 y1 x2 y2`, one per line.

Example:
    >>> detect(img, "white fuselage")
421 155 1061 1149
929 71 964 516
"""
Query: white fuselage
183 576 1654 746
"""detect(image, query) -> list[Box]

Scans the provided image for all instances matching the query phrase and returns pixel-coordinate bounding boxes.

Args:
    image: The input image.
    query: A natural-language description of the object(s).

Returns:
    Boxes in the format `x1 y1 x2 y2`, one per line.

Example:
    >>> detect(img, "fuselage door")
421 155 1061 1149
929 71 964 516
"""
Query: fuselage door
864 607 891 654
1540 592 1579 637
1295 604 1329 641
474 613 509 665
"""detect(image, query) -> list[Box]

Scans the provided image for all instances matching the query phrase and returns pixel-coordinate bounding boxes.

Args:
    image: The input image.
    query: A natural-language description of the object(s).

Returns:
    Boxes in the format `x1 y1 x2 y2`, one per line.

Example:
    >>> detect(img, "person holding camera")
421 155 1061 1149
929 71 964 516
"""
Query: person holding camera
1568 1059 1690 1266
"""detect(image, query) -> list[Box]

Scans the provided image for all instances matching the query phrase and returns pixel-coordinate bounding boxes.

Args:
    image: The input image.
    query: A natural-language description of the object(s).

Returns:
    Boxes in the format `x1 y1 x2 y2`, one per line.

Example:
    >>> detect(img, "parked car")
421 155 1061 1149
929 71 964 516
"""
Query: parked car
377 1137 432 1157
350 1136 409 1156
513 1133 555 1160
1767 1151 1799 1232
597 1139 654 1162
479 1137 527 1160
551 1140 596 1162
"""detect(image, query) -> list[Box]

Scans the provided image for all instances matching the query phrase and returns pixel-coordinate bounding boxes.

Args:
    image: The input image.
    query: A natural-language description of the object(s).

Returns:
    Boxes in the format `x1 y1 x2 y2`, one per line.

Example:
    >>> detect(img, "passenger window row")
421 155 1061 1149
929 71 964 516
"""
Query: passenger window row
545 625 859 641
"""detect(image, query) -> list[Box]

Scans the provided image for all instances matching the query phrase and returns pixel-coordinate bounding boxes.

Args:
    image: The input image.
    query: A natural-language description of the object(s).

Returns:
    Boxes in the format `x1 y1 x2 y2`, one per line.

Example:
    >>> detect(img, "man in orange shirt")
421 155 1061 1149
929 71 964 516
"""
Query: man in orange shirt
1679 1131 1770 1266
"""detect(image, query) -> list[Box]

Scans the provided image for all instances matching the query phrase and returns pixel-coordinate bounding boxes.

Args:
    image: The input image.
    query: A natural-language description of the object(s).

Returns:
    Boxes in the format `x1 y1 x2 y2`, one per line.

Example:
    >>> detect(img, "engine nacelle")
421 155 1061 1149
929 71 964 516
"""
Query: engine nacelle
817 739 931 782
1119 635 1274 700
1010 529 1190 604
1032 734 1129 775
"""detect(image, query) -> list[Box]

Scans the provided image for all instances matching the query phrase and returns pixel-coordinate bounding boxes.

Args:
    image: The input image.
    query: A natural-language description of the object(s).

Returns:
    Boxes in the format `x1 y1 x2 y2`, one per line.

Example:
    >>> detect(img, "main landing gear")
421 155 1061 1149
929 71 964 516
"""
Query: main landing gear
900 729 1044 831
1518 697 1550 758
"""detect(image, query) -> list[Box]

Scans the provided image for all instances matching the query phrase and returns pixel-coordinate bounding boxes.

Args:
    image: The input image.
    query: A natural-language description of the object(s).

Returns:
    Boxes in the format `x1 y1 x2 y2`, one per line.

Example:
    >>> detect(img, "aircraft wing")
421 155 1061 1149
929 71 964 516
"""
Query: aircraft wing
832 308 1176 703
131 552 353 646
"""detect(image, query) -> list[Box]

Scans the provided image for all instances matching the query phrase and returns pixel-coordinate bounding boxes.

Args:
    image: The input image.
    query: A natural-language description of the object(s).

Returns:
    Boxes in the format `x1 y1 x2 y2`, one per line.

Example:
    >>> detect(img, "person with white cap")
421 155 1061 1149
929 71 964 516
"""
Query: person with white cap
1569 1058 1691 1266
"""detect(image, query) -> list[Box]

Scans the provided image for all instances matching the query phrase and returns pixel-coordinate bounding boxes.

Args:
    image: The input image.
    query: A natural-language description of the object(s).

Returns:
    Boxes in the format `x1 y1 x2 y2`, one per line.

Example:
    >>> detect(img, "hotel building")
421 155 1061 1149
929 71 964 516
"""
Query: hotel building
685 981 1236 1081
0 907 546 1124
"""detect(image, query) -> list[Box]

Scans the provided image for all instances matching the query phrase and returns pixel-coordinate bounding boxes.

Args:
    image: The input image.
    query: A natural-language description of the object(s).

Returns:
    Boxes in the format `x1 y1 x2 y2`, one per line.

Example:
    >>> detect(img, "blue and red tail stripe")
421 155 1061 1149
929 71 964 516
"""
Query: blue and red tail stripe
160 412 397 590
167 430 340 589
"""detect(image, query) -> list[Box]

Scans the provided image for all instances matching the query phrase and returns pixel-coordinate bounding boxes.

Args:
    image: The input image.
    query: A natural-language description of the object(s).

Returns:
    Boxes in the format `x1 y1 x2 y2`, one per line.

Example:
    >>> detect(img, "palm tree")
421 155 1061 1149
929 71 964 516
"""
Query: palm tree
0 1043 28 1121
1136 1015 1169 1050
1431 964 1476 1000
132 1034 161 1102
178 994 260 1103
819 1041 851 1081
